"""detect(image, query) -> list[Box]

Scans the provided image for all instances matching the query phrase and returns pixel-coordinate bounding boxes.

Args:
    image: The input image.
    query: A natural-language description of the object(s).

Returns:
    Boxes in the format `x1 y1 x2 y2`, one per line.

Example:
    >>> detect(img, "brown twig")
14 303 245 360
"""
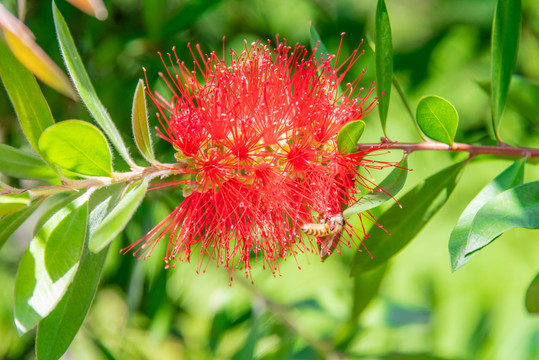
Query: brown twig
357 139 539 158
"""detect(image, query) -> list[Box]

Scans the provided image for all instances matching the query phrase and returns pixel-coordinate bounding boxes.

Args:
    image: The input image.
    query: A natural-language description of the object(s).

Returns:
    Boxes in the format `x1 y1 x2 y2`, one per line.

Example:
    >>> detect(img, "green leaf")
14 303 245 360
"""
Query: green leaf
36 246 109 360
310 25 331 63
449 159 525 271
132 80 155 163
491 0 521 141
90 179 148 253
35 184 126 360
14 192 89 334
350 161 466 276
52 2 136 168
0 144 56 179
526 272 539 314
38 120 112 177
0 193 30 217
343 157 408 218
375 0 393 136
465 180 539 256
0 40 54 155
416 96 459 146
337 120 366 154
0 200 42 251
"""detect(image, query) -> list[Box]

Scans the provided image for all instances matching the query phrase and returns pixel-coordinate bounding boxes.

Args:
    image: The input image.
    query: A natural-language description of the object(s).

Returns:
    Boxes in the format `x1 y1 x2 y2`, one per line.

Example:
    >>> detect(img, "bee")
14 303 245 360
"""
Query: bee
301 212 345 258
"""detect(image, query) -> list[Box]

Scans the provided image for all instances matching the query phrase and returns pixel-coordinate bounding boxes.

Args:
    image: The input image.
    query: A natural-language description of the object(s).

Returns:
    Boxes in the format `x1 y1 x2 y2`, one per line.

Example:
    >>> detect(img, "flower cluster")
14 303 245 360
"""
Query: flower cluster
123 35 392 280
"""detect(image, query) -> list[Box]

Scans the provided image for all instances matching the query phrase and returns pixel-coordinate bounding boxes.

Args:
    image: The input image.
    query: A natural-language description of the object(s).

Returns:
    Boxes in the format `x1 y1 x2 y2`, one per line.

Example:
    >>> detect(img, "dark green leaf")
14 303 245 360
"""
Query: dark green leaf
449 159 525 271
491 0 521 141
0 144 56 179
351 161 466 276
0 200 42 251
0 40 54 155
465 180 539 256
416 96 459 146
526 272 539 314
337 120 366 154
89 179 148 253
132 79 155 163
52 2 136 168
310 25 331 63
0 193 30 217
375 0 393 135
36 184 127 360
162 0 223 37
343 157 408 218
38 120 112 177
14 192 89 334
36 245 109 360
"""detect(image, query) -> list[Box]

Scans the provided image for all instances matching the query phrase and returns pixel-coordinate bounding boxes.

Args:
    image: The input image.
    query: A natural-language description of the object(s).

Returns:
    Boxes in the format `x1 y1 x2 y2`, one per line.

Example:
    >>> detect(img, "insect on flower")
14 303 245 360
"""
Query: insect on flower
301 212 345 258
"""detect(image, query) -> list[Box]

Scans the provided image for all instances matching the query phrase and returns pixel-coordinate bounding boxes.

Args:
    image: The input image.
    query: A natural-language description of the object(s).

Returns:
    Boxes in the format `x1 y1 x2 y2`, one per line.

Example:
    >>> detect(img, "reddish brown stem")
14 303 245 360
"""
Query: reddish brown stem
357 139 539 158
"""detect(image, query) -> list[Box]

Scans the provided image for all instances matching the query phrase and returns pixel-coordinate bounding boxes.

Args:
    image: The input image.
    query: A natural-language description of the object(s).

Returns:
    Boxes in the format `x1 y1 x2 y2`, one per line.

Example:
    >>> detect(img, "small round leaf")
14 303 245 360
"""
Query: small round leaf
416 96 458 146
39 120 112 176
337 120 366 154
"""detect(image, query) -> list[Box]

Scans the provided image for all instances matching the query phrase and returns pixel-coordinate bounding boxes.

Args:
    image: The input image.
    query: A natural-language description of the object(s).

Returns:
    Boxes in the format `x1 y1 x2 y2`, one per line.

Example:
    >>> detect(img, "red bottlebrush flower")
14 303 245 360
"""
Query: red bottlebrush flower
123 35 394 280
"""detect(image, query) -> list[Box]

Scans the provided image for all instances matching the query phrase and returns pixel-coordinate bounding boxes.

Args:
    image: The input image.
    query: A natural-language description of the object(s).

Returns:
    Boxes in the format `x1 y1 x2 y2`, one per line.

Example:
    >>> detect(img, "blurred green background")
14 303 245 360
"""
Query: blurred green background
1 0 539 359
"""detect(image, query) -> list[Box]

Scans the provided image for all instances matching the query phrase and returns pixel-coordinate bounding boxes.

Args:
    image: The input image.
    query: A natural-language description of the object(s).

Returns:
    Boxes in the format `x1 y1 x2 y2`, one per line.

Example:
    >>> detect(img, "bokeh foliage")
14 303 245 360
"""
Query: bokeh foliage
0 0 538 359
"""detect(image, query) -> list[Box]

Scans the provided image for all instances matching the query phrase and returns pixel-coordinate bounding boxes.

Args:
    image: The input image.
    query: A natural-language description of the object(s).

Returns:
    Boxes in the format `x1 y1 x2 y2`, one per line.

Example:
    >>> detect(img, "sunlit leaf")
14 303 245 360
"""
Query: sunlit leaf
38 120 112 177
65 0 108 20
416 96 459 146
337 120 366 154
0 199 42 251
526 272 539 314
132 79 155 163
351 161 466 276
52 2 137 168
0 39 54 155
465 180 539 256
14 192 89 334
0 193 30 217
89 179 148 253
0 5 77 99
375 0 393 136
343 157 408 218
449 159 525 271
491 0 521 141
36 184 125 359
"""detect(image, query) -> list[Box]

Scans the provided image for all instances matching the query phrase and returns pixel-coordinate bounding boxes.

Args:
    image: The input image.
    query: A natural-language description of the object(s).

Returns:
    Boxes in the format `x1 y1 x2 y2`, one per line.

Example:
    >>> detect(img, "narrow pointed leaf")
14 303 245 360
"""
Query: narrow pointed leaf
375 0 393 135
337 120 365 154
65 0 108 20
491 0 521 140
52 2 136 168
38 120 112 177
351 161 466 276
0 193 30 216
343 157 408 218
310 25 331 63
132 79 155 163
0 39 54 154
0 200 42 251
449 159 525 271
465 180 539 256
0 144 56 179
526 273 539 314
0 5 77 99
14 192 89 334
89 179 148 253
35 184 126 359
416 96 459 146
36 244 109 360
